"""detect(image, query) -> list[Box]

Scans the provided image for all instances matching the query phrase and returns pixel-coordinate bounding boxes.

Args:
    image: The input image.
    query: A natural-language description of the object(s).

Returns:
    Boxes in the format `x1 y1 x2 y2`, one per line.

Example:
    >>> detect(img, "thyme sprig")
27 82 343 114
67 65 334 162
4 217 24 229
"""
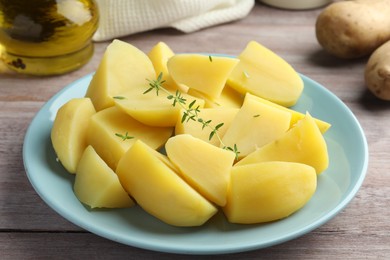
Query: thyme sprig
144 72 240 159
115 132 134 141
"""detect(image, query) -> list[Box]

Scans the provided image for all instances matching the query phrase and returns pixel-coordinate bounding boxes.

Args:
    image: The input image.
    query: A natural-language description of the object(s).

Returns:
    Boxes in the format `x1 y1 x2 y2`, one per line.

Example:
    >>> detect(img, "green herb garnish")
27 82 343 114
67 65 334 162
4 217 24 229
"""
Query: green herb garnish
144 72 240 160
113 96 126 100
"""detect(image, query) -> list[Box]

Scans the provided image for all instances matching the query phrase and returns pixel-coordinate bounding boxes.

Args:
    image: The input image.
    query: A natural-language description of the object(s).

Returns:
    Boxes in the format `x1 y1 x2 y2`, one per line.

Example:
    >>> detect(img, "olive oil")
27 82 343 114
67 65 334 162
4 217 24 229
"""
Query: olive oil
0 0 98 75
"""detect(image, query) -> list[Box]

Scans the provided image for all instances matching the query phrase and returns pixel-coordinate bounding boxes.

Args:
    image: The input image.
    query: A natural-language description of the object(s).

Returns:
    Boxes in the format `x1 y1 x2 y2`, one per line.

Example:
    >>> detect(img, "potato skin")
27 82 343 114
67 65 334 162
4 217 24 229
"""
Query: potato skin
316 0 390 59
365 40 390 100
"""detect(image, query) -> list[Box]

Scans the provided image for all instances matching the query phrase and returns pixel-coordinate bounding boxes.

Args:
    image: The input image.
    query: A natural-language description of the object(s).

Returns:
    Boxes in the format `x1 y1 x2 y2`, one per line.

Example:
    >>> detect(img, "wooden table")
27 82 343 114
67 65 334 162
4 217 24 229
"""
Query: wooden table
1 3 389 259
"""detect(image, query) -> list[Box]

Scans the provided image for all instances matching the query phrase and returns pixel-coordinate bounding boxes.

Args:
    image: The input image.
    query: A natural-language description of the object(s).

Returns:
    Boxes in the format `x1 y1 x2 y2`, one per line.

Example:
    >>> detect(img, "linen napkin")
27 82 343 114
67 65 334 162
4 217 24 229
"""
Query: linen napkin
93 0 255 41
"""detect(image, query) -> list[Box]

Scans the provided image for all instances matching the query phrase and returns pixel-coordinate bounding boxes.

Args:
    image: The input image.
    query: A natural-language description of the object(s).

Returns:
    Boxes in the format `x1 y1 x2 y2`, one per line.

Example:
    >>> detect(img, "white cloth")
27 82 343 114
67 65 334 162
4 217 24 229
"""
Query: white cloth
93 0 255 41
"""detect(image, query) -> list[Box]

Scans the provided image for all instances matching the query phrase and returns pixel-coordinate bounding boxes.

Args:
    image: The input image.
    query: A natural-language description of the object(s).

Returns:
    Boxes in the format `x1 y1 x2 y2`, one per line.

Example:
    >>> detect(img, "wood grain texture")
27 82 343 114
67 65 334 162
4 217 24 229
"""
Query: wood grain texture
1 3 389 259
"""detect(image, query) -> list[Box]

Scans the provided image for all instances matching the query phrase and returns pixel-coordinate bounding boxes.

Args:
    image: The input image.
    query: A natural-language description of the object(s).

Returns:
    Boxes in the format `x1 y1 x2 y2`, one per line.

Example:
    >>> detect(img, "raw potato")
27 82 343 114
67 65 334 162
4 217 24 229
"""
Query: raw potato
74 146 135 209
223 161 317 224
51 98 96 173
116 140 218 227
365 40 390 100
316 0 390 59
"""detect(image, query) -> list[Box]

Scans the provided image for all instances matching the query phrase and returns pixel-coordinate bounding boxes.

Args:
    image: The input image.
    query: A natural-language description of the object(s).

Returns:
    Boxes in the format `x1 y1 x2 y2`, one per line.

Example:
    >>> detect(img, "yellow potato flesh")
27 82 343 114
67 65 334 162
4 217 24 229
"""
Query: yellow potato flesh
116 140 218 227
222 95 291 158
168 54 239 100
147 41 186 92
165 134 236 206
175 107 239 146
51 98 96 174
74 146 135 209
223 161 317 224
236 113 329 174
115 87 205 127
85 39 155 111
87 106 173 170
245 93 331 133
227 41 304 107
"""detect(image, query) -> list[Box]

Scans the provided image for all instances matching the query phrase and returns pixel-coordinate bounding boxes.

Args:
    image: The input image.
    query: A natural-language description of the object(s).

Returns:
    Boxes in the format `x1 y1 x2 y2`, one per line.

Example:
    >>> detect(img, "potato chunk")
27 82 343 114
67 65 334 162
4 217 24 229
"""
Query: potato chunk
85 40 155 111
168 54 239 100
74 146 135 209
187 85 244 108
222 94 291 158
116 140 217 227
236 113 329 174
223 161 317 224
51 98 96 173
245 93 331 133
87 106 173 170
165 134 236 206
175 107 239 146
115 87 205 127
227 41 304 107
147 41 185 92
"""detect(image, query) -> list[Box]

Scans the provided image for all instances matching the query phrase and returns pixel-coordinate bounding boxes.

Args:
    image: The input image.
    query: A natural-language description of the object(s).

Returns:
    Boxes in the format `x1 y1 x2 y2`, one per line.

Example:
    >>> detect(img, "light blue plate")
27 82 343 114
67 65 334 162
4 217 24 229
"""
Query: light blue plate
23 73 368 255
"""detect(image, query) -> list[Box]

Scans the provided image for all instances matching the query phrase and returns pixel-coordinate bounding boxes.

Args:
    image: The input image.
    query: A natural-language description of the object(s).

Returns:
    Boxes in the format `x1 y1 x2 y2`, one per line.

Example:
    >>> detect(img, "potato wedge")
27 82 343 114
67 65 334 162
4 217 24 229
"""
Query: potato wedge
51 98 96 173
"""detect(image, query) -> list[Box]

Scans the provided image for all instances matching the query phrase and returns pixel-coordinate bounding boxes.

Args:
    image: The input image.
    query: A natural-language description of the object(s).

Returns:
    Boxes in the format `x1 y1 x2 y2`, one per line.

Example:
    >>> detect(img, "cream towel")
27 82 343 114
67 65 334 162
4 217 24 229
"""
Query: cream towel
93 0 255 41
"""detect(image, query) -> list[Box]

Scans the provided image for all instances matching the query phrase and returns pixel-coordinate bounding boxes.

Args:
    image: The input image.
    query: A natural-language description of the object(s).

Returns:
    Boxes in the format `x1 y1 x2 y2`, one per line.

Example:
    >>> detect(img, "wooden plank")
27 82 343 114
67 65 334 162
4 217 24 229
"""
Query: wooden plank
0 228 389 259
1 3 389 258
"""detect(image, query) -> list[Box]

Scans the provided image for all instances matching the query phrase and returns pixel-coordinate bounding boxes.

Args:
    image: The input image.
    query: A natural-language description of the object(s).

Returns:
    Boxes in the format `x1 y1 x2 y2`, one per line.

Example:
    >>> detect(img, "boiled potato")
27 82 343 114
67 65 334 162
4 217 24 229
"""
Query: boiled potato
222 93 291 158
316 0 390 59
114 87 205 127
236 113 329 174
187 85 244 108
165 134 236 206
175 107 239 146
74 146 135 209
223 161 317 224
87 106 173 170
245 93 331 133
116 140 217 227
168 54 239 100
51 98 96 173
227 41 304 107
147 42 186 92
86 39 155 111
